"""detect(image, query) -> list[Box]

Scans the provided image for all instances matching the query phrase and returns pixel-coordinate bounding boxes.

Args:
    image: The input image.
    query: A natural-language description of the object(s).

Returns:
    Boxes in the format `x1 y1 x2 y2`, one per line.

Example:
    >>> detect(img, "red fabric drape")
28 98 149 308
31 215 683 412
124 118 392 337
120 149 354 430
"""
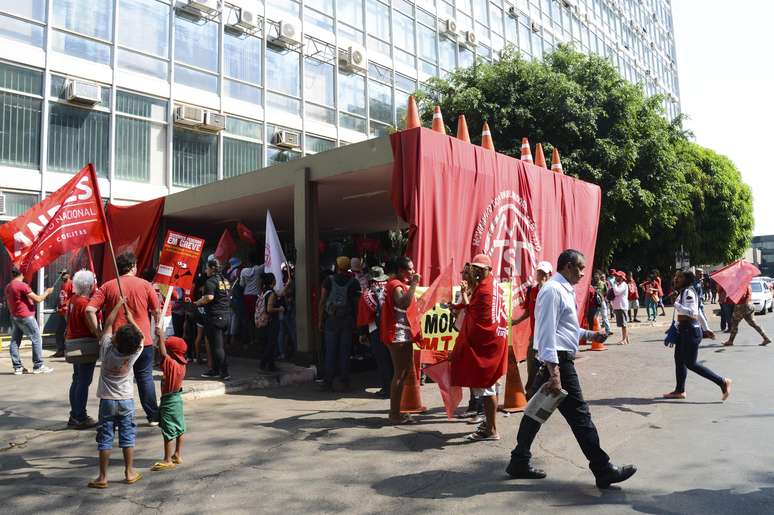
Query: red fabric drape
390 128 601 359
101 198 165 282
711 260 760 304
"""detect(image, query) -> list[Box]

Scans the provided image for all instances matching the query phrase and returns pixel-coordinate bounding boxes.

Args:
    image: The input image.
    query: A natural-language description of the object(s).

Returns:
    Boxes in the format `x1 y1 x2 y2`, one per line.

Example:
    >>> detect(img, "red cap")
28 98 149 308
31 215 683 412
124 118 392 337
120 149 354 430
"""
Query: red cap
470 254 493 269
165 336 188 364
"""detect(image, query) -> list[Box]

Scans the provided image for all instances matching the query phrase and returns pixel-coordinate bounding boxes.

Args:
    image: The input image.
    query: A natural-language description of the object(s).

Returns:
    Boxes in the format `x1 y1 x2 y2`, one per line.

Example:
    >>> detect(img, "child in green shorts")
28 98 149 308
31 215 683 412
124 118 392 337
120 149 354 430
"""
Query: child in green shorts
151 329 187 471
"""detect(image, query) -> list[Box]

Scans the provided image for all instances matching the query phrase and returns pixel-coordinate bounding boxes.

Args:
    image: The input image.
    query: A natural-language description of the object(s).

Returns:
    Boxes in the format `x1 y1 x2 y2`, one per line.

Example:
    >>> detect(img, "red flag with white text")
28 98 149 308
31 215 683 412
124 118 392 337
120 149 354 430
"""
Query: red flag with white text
0 164 108 278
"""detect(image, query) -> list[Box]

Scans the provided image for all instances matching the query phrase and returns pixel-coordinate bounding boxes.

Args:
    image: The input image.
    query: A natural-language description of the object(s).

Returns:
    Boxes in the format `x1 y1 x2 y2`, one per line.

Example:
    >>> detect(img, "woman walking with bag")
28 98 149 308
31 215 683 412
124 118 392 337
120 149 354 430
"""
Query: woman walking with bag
663 270 732 401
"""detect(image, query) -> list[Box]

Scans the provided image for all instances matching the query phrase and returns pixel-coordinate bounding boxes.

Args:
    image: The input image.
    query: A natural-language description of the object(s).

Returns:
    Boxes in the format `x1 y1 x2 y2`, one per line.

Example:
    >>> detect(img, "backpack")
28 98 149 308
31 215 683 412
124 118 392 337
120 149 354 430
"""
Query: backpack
254 289 273 329
325 276 356 318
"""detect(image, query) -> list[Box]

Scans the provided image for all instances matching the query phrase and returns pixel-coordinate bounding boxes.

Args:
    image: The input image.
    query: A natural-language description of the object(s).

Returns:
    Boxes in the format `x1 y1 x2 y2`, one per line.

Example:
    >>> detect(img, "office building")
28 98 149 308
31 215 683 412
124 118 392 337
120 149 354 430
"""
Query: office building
751 235 774 277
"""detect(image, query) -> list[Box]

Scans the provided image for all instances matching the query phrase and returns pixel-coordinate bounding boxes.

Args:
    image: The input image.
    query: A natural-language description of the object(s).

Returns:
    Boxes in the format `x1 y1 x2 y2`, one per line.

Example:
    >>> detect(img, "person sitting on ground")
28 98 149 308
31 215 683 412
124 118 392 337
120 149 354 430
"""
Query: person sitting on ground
611 271 630 345
66 270 100 430
722 282 772 347
151 329 188 472
5 265 54 375
452 255 508 442
89 298 144 489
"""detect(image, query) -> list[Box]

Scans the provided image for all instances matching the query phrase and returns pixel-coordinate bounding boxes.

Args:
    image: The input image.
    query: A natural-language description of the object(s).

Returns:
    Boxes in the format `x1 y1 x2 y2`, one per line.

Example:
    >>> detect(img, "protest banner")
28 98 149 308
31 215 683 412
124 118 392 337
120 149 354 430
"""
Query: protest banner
154 230 205 291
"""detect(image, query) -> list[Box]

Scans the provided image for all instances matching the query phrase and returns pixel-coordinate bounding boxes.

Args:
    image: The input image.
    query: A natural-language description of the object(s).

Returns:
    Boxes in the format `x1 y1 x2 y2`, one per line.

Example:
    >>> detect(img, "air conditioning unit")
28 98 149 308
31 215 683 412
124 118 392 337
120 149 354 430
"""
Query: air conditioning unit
0 192 5 216
562 0 577 8
273 130 300 149
174 104 205 126
530 21 541 33
441 18 458 38
65 79 101 105
201 111 226 131
506 5 519 19
340 44 367 73
463 31 478 47
180 0 219 16
230 7 257 31
270 18 302 47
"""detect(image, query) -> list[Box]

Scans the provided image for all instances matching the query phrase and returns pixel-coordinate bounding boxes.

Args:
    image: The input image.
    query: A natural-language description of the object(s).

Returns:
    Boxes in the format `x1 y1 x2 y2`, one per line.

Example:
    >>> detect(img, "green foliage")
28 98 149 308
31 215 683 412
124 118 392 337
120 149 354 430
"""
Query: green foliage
418 45 753 270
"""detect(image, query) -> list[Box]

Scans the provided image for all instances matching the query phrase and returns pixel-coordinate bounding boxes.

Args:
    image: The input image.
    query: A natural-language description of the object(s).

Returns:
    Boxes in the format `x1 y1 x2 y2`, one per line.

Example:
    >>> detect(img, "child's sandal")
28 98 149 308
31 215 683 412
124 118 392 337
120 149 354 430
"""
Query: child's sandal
151 462 175 471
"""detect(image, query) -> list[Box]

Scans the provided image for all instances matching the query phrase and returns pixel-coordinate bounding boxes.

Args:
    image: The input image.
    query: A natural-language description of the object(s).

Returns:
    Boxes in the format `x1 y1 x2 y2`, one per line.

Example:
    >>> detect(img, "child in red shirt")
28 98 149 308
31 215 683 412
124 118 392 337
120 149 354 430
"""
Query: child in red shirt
151 330 188 471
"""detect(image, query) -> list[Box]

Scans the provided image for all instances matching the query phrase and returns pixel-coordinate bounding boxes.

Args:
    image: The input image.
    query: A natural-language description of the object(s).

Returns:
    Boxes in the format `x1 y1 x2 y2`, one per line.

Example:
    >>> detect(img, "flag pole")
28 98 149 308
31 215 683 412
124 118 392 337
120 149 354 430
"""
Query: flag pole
86 245 95 273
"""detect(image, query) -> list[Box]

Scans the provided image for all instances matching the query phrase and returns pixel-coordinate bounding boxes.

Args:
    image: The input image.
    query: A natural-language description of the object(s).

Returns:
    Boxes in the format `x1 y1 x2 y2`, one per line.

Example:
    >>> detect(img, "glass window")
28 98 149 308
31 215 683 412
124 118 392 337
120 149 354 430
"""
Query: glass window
52 31 112 65
490 3 504 34
173 128 217 187
0 92 41 169
52 0 113 40
267 146 301 166
393 11 415 53
395 73 416 93
174 13 218 72
306 0 333 14
338 23 364 44
368 62 392 83
225 117 262 140
115 117 166 183
0 62 42 95
224 79 262 104
1 191 38 216
266 47 300 96
366 0 390 41
118 0 169 57
305 103 336 125
48 103 109 176
418 24 437 63
224 32 262 83
266 92 302 117
305 7 334 32
224 138 262 178
457 0 472 12
368 80 392 124
338 0 364 29
459 46 474 67
0 0 47 21
175 64 218 93
338 72 366 116
368 35 391 56
116 91 166 120
118 49 168 80
0 14 45 48
304 57 334 107
305 135 335 154
339 112 366 133
417 8 435 28
473 0 488 23
369 121 390 137
439 38 456 70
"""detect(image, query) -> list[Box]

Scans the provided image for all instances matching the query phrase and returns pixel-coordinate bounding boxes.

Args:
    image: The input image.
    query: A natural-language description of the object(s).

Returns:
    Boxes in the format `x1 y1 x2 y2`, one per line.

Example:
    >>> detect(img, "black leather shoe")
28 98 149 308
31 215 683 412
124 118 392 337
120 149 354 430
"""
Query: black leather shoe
506 461 547 479
595 464 637 489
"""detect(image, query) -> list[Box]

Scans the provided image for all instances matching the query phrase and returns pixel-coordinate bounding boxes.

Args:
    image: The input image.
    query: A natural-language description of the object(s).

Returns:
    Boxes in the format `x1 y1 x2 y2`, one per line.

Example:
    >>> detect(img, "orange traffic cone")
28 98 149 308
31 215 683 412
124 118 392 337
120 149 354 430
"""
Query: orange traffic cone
590 317 608 351
405 95 421 129
481 122 495 150
400 362 428 413
499 352 527 413
520 137 533 163
551 147 564 174
432 106 446 134
457 115 470 143
534 143 547 169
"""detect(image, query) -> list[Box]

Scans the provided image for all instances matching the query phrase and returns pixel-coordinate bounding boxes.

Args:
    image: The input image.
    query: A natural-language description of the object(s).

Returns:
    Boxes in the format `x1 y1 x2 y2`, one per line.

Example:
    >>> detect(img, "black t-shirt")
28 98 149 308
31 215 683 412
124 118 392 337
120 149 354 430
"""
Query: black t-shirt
204 274 231 318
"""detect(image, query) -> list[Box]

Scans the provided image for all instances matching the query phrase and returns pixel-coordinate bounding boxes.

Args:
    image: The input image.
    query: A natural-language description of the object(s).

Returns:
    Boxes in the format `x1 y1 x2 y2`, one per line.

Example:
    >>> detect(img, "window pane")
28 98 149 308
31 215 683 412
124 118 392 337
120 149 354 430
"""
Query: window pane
439 38 456 69
338 23 364 45
174 13 218 72
0 92 41 169
337 0 363 29
369 62 391 83
338 72 365 116
0 14 45 48
419 59 437 76
118 0 168 57
459 46 474 67
115 117 166 183
369 121 389 137
393 11 415 53
1 191 38 216
0 0 46 21
224 79 263 104
418 24 437 63
224 138 262 178
306 0 333 14
0 62 43 95
52 31 112 65
395 73 416 93
305 103 335 125
173 128 217 187
116 91 167 121
225 117 262 141
175 64 218 93
224 32 261 83
305 135 335 154
368 80 392 124
267 147 301 166
52 0 113 41
304 7 334 32
368 36 391 56
48 102 109 176
118 48 168 80
304 57 334 107
267 92 301 117
340 112 366 133
366 0 390 41
266 47 300 96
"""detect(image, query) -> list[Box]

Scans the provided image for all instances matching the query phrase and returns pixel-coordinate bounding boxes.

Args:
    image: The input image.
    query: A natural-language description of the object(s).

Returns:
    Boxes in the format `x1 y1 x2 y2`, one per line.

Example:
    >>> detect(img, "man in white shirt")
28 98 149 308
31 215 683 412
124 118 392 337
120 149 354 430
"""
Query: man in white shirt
506 249 637 489
611 271 630 345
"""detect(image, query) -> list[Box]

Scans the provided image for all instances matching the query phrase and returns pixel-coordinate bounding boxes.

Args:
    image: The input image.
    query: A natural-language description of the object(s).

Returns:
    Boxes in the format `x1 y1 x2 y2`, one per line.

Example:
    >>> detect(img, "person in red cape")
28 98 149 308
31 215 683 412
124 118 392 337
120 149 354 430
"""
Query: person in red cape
451 254 508 442
379 256 421 425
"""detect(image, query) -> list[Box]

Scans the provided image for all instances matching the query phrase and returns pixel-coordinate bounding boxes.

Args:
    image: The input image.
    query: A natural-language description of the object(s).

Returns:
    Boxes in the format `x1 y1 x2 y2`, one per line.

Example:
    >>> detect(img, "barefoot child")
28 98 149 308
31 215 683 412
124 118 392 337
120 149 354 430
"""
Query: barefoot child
89 299 144 488
151 329 188 471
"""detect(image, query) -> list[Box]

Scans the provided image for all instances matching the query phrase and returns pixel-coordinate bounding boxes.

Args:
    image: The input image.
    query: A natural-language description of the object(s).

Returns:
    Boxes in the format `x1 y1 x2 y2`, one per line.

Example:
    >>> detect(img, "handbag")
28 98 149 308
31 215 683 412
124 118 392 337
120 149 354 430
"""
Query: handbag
664 322 679 348
65 337 100 364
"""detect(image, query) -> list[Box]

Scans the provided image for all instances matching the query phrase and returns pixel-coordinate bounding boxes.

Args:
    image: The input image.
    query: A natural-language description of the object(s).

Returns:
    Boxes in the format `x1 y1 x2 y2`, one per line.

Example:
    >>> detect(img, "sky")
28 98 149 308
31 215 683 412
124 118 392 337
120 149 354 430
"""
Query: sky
671 0 774 236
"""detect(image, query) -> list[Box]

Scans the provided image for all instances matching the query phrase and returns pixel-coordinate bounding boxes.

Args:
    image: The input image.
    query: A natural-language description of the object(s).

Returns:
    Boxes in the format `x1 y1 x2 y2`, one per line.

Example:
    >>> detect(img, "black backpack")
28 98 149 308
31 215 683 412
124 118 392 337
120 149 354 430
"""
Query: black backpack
325 276 356 318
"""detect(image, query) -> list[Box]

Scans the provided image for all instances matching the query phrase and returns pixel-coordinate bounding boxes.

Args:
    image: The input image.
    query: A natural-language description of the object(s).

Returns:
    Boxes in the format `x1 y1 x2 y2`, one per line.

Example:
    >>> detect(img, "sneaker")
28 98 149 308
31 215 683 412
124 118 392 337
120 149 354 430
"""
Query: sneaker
68 416 97 429
13 367 28 375
200 370 219 378
32 365 54 374
51 351 65 358
148 420 160 427
220 374 232 381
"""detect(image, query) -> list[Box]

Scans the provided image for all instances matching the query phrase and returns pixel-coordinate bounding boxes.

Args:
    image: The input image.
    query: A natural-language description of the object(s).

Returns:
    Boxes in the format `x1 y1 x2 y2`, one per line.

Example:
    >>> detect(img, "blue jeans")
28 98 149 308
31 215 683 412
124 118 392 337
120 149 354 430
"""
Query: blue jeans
69 362 96 422
277 312 297 358
599 302 612 333
645 298 657 321
133 346 158 422
324 325 353 384
96 399 136 450
674 322 724 393
9 316 43 370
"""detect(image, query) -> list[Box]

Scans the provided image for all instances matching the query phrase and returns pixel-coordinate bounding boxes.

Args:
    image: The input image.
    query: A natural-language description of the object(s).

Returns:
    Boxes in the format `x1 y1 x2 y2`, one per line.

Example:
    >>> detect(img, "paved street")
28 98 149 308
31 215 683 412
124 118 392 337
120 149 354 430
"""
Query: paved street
1 309 773 514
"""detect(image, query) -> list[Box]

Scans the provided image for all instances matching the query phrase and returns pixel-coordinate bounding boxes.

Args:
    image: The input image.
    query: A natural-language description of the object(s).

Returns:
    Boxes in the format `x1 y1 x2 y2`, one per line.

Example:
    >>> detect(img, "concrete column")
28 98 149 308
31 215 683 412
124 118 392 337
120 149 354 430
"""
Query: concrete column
293 167 319 357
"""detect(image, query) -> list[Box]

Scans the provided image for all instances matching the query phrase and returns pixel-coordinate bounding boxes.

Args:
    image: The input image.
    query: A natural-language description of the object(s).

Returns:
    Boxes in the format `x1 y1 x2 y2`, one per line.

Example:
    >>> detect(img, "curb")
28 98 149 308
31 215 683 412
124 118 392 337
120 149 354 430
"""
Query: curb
181 365 317 401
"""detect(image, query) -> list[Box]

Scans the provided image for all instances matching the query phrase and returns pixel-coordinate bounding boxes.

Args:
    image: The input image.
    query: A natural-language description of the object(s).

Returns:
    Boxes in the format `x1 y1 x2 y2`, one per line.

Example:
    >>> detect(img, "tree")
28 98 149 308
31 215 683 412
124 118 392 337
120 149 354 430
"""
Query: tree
417 46 752 270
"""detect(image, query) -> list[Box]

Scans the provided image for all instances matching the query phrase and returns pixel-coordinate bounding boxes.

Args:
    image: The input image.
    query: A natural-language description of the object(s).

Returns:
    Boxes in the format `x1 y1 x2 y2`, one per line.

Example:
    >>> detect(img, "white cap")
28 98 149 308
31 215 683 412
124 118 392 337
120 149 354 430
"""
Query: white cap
536 261 553 274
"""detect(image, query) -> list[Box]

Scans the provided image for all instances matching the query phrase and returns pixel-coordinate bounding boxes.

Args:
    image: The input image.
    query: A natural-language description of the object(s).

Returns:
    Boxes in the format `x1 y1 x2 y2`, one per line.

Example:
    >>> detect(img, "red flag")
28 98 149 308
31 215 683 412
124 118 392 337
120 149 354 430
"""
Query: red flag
0 164 108 278
423 359 463 419
236 222 257 245
711 260 760 303
416 261 455 317
214 229 236 264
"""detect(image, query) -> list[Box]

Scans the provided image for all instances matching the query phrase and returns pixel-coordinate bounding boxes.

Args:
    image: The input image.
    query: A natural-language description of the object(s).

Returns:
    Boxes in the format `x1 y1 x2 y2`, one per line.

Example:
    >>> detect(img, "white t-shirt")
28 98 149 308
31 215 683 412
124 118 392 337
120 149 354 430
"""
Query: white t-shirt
239 265 264 296
97 334 143 400
611 281 629 311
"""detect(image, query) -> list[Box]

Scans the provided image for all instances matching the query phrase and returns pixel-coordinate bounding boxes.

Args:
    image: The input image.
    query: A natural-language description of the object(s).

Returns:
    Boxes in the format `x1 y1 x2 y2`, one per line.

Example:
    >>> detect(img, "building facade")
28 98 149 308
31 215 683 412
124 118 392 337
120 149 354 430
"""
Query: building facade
0 0 679 317
751 235 774 277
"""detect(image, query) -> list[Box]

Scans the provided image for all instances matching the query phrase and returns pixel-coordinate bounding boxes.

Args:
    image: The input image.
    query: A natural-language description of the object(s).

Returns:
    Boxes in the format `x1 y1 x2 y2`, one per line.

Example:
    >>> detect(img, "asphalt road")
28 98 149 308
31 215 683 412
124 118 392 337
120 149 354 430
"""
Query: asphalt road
1 308 773 514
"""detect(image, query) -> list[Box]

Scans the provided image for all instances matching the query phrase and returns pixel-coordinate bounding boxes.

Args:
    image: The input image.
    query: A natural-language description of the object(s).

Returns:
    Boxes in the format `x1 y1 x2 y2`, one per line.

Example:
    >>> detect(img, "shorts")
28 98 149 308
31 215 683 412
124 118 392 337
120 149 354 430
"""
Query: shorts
96 399 136 451
472 384 498 397
159 391 186 441
629 299 639 310
614 309 628 327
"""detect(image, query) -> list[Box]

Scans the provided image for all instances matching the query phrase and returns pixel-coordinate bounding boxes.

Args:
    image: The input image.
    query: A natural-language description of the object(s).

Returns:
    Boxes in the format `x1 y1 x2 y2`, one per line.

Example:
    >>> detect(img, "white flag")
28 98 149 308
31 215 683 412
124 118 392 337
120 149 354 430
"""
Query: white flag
264 210 287 290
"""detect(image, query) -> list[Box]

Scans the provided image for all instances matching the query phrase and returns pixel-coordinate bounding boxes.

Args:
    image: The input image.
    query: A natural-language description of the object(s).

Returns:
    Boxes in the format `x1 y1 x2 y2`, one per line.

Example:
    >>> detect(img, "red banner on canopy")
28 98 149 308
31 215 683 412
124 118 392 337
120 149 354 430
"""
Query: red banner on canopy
0 164 108 278
390 128 602 358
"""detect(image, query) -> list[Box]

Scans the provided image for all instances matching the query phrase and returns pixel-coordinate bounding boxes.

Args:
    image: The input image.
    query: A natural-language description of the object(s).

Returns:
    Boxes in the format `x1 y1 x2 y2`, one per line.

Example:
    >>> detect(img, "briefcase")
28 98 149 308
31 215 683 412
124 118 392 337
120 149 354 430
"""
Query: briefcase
65 337 100 364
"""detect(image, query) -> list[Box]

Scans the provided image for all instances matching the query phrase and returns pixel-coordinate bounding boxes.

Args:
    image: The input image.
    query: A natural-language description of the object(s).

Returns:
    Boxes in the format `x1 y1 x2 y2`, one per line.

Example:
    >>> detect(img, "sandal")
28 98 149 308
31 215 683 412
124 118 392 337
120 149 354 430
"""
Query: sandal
389 414 415 425
465 430 500 442
171 456 182 465
88 480 108 489
151 462 176 471
125 472 143 484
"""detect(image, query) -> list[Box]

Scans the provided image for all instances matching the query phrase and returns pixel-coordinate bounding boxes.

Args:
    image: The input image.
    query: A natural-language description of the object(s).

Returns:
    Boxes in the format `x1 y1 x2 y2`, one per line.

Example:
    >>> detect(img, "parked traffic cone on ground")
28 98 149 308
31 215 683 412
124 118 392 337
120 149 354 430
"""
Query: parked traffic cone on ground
400 363 428 413
457 115 471 143
534 143 547 169
590 317 608 351
405 95 421 129
432 106 446 134
481 122 495 150
520 137 533 163
499 353 527 413
551 147 564 174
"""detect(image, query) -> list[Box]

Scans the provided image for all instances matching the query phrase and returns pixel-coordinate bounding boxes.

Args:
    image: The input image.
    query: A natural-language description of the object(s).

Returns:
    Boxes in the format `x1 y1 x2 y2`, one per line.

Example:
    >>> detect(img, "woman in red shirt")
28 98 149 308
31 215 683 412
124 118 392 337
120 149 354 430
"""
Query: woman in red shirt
380 256 421 424
67 270 100 429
